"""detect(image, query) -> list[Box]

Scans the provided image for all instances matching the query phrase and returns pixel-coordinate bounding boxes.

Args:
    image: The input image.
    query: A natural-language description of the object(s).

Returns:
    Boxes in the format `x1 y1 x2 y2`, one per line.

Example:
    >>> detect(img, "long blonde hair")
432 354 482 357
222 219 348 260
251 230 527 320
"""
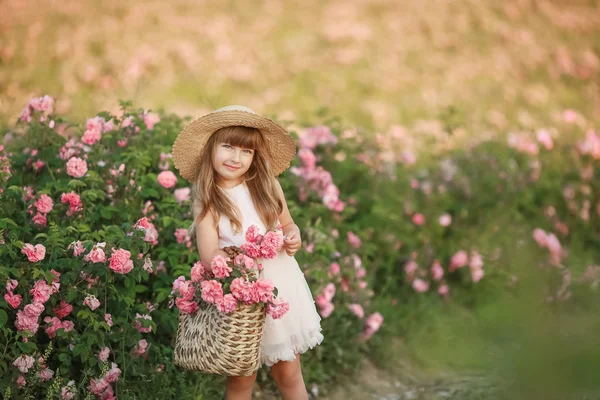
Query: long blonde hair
187 126 283 238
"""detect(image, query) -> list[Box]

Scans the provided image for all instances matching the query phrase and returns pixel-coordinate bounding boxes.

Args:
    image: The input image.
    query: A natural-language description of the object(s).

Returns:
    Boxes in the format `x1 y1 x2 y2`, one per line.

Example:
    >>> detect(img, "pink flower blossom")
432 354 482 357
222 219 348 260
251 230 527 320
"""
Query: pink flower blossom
16 375 26 389
412 213 425 225
177 280 196 300
211 255 232 279
404 260 418 275
200 280 224 304
5 292 22 308
319 302 335 318
362 312 384 340
6 279 18 292
412 278 429 293
348 304 364 318
230 278 254 303
104 362 121 382
253 279 275 303
82 117 104 145
191 262 207 282
536 129 554 150
31 212 47 226
174 187 190 203
53 301 73 319
438 284 449 296
439 213 452 227
21 243 46 262
431 260 444 281
108 248 133 274
449 250 468 271
245 225 263 243
134 313 152 333
157 171 177 189
143 112 161 130
240 242 262 259
267 298 290 319
105 314 114 327
38 367 54 381
132 340 149 357
65 157 88 178
97 346 110 361
216 294 238 313
471 268 485 283
329 262 340 277
175 298 199 314
15 311 39 333
30 280 52 303
347 232 362 249
60 192 83 216
84 295 100 311
24 302 45 318
533 229 548 247
34 194 54 213
88 378 109 395
260 231 284 258
84 246 106 263
69 240 85 257
234 254 255 269
13 355 35 373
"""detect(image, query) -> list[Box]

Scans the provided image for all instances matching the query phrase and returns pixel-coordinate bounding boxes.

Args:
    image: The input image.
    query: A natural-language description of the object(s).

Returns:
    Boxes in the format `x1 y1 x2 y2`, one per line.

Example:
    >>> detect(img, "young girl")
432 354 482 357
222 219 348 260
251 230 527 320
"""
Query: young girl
171 105 323 400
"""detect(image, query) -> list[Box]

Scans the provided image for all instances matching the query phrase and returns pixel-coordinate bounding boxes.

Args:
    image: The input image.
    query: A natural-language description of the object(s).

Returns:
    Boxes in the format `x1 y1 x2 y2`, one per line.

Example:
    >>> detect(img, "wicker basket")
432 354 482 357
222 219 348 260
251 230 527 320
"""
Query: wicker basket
174 297 266 376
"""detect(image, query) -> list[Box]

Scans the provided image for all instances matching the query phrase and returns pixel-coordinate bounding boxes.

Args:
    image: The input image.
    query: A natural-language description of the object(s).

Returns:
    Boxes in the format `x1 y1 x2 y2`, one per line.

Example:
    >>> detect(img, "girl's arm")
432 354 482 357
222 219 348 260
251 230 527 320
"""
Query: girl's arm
195 208 228 271
274 180 302 256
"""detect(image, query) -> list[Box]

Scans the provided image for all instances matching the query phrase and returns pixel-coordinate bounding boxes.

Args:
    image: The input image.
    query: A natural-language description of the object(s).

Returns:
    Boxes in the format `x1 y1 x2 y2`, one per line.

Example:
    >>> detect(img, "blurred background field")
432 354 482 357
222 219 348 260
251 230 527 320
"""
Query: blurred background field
2 0 600 399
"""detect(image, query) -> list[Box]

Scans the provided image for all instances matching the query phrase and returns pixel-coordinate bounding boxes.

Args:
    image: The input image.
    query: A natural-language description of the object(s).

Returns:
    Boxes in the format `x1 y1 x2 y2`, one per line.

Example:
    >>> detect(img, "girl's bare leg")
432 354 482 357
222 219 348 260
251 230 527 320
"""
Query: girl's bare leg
269 355 308 400
225 372 257 400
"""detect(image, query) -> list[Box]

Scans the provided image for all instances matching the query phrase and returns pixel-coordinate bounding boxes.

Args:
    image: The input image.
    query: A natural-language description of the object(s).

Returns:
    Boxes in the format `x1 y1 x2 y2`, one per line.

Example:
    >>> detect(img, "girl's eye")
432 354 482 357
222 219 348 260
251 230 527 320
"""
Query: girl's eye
244 149 253 154
223 144 232 149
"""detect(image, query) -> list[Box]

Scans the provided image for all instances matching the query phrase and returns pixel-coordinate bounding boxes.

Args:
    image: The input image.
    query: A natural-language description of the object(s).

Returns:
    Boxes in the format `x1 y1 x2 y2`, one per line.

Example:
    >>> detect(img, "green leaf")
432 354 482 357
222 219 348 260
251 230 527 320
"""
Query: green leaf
134 285 148 293
17 341 38 353
0 310 7 327
155 291 168 303
0 218 17 228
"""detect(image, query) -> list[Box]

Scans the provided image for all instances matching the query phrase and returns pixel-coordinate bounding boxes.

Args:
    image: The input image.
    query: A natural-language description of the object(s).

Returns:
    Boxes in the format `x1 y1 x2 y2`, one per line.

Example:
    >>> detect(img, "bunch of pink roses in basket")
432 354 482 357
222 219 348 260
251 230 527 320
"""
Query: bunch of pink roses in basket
171 225 290 319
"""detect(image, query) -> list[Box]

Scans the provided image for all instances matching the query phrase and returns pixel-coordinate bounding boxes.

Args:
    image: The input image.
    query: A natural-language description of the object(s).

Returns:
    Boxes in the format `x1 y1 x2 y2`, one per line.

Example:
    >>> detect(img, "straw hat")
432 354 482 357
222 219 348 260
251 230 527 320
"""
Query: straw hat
172 105 296 182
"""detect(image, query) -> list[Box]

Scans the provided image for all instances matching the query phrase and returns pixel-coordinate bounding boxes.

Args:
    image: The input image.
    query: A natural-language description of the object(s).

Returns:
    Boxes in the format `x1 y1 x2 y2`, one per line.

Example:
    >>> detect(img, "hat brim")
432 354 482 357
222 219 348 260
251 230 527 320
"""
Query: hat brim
172 110 297 182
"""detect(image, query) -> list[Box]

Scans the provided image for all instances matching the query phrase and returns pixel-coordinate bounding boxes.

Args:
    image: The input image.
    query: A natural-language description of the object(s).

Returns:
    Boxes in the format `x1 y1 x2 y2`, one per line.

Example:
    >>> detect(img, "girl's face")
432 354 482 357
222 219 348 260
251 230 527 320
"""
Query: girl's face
212 142 255 187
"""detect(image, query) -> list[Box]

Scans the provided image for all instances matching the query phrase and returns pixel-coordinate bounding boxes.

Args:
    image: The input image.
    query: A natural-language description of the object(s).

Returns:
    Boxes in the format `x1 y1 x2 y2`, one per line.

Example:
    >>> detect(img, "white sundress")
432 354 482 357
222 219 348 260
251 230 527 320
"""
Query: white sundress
217 181 324 367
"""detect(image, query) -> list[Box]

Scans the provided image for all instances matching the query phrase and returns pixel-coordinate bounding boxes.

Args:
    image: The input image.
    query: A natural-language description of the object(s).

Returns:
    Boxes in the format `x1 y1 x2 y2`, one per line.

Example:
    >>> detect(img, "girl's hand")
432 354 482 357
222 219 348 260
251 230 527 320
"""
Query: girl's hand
283 224 302 257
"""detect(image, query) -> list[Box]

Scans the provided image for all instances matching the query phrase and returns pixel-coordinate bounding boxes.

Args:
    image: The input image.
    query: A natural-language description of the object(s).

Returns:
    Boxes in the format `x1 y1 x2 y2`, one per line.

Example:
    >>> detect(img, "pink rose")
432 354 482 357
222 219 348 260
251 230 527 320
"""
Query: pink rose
404 260 418 275
98 347 110 362
245 225 263 243
177 280 195 300
200 280 224 304
21 243 46 262
104 314 114 327
65 157 88 178
34 194 54 214
347 232 362 249
438 213 452 227
13 355 35 373
176 298 199 314
84 295 100 311
5 292 22 309
15 310 39 333
69 240 85 257
174 187 190 203
266 298 290 319
319 302 335 318
329 263 340 277
6 279 18 292
412 278 429 293
240 242 262 259
471 268 485 283
108 248 133 274
143 112 161 130
430 260 444 281
31 212 47 226
348 304 364 318
253 279 275 303
190 262 207 282
362 312 384 340
84 247 106 264
134 313 152 333
104 362 121 383
211 255 232 279
230 278 253 303
157 171 177 189
24 302 45 318
30 280 52 303
16 375 26 389
234 254 255 269
260 231 284 259
216 294 238 314
132 340 149 357
53 301 73 319
449 250 468 271
438 284 449 296
412 213 425 226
